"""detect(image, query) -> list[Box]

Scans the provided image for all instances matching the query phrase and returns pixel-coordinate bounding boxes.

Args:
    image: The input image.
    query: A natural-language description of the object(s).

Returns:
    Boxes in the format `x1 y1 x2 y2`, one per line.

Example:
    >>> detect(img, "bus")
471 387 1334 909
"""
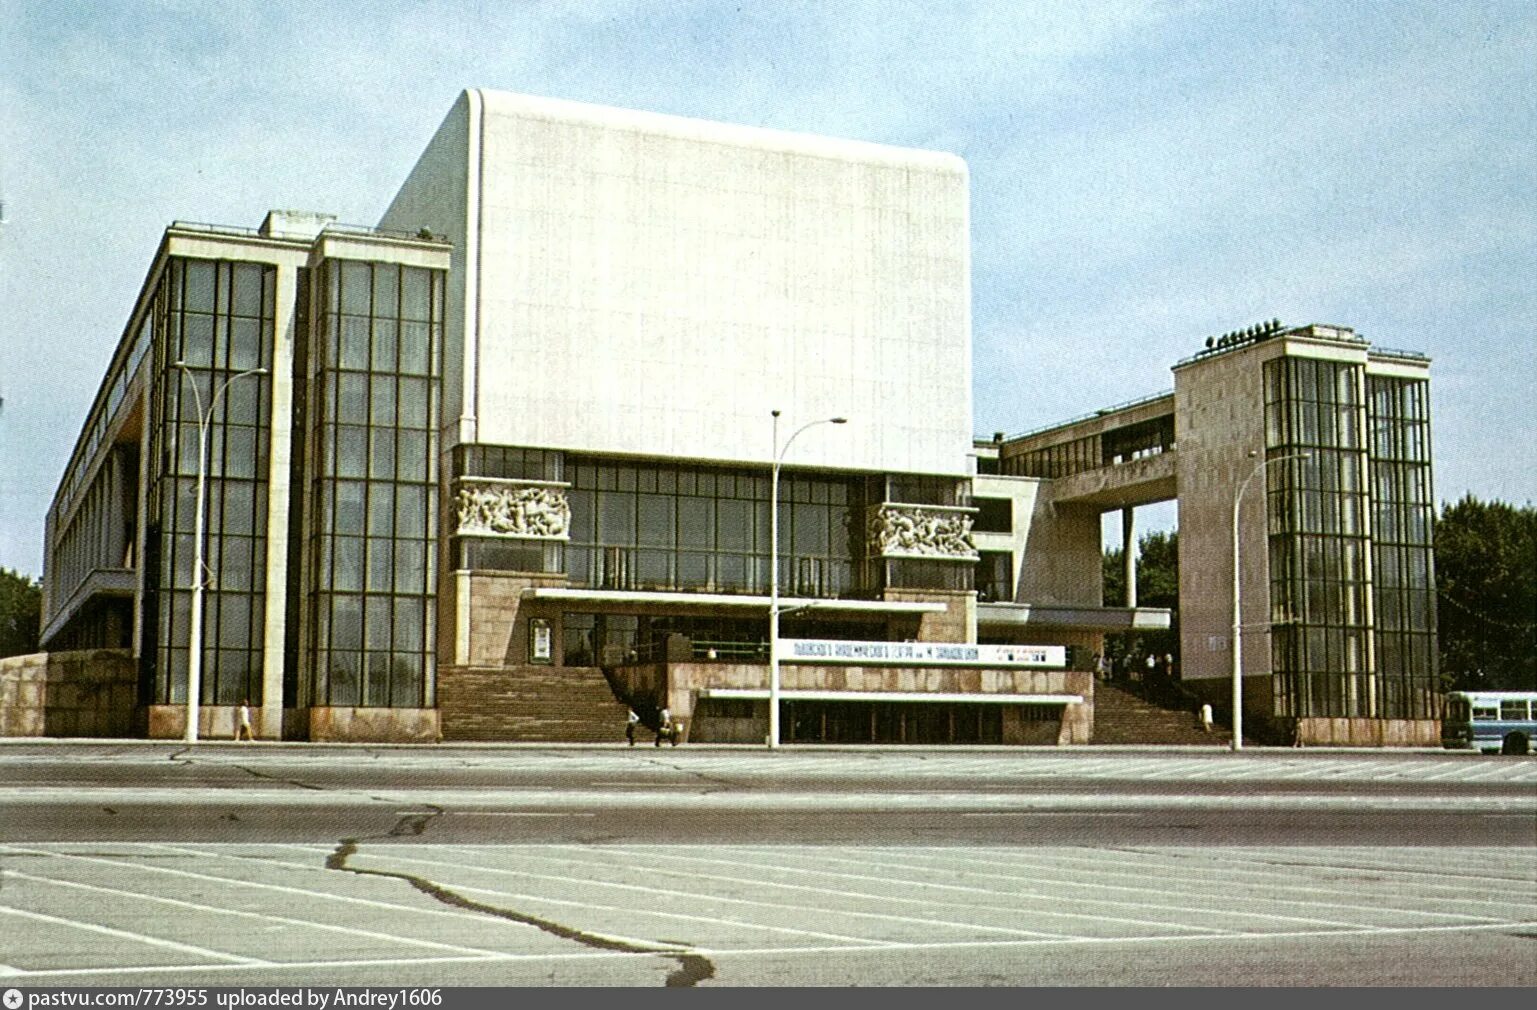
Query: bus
1441 691 1537 755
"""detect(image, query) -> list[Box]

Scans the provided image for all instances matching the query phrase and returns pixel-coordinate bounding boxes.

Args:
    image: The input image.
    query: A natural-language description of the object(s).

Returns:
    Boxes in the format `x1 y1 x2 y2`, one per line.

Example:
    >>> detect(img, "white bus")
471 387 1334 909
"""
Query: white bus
1441 691 1537 755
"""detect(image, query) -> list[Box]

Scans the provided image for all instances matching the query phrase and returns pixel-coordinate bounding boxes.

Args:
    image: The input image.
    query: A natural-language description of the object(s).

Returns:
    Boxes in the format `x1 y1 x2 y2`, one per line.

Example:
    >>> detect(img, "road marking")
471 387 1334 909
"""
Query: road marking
0 903 268 965
393 811 596 818
0 844 547 943
385 842 1081 942
348 849 894 948
5 868 518 958
7 916 1537 981
533 842 1226 937
892 846 1524 922
792 846 1386 930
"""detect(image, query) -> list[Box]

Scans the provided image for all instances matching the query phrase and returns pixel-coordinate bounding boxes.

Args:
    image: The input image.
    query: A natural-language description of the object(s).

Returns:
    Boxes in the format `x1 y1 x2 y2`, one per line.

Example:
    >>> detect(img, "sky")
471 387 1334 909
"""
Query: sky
1 1 1533 578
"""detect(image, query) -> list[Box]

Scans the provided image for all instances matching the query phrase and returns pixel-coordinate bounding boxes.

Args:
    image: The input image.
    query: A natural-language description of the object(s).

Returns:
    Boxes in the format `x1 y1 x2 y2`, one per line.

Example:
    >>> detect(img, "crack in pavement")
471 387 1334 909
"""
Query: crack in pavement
324 809 716 987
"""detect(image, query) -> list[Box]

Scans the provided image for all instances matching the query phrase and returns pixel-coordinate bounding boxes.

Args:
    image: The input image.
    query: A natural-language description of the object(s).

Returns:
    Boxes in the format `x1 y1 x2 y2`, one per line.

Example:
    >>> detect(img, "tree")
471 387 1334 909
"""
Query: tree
0 567 42 658
1103 530 1180 663
1435 496 1536 691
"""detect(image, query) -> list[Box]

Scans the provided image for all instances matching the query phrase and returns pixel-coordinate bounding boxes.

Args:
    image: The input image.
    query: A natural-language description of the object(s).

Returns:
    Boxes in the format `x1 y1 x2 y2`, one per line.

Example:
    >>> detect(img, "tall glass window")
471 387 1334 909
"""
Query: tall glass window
1368 375 1437 718
1264 356 1373 717
563 459 860 598
307 260 442 708
147 258 275 705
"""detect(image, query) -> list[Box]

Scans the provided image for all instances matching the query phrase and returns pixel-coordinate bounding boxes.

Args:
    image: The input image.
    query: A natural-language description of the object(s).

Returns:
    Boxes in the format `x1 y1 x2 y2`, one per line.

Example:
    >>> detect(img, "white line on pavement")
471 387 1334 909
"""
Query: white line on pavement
532 842 1229 937
0 903 269 966
4 867 519 958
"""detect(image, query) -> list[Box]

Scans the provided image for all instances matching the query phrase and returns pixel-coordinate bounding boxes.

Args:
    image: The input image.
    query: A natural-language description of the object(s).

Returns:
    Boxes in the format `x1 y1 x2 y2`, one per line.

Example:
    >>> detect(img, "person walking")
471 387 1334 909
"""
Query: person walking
236 699 254 742
655 707 672 747
626 708 639 746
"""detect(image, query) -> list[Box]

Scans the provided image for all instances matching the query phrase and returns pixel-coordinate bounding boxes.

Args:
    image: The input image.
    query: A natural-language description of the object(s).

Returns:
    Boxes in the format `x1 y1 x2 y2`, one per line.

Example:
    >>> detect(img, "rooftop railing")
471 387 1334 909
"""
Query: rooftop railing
999 389 1174 444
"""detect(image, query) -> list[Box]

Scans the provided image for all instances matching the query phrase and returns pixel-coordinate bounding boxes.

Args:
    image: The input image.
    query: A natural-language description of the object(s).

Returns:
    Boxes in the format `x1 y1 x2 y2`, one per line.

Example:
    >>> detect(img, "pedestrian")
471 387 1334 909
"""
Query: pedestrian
655 707 672 747
236 699 254 742
626 708 639 746
1199 703 1213 733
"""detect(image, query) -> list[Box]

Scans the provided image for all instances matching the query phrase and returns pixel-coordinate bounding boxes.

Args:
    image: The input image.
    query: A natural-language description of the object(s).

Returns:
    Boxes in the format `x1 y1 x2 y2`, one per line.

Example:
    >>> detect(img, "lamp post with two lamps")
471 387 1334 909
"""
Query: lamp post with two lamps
172 360 268 744
768 409 846 749
1230 448 1310 751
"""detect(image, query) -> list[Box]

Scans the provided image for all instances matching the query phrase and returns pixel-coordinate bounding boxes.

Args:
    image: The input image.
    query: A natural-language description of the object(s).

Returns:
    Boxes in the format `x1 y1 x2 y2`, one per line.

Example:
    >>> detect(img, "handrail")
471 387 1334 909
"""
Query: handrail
999 389 1174 444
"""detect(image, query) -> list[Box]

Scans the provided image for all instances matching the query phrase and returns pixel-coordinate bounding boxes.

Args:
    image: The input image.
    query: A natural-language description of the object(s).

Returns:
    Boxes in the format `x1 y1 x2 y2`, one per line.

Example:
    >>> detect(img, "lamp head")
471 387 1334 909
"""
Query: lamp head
831 417 847 424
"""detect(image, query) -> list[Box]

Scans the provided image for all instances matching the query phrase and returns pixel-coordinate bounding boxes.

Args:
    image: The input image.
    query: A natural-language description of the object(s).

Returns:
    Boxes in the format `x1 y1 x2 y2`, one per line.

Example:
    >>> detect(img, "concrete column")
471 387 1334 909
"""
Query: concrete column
259 264 298 738
1121 506 1137 608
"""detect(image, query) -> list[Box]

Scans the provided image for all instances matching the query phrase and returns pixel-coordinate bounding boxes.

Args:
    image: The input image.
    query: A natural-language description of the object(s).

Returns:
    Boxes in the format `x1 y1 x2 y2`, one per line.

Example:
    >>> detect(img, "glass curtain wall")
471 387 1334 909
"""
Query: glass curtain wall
564 459 860 598
1264 356 1373 717
1368 375 1437 718
147 258 274 705
306 260 441 708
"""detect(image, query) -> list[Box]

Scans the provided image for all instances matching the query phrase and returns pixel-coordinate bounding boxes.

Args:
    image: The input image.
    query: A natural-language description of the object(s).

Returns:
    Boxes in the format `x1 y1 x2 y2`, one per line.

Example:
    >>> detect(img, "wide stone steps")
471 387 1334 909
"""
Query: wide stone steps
1092 681 1224 745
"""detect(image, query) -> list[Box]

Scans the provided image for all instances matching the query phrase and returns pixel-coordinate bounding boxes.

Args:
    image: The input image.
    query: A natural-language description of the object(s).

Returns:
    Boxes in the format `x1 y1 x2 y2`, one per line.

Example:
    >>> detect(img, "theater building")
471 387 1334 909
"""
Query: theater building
28 90 1436 746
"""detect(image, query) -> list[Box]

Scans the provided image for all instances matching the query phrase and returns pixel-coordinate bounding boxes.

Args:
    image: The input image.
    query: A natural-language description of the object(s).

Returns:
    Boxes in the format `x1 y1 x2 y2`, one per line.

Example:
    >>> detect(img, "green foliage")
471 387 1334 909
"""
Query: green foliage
1103 530 1179 660
0 567 42 658
1435 495 1536 691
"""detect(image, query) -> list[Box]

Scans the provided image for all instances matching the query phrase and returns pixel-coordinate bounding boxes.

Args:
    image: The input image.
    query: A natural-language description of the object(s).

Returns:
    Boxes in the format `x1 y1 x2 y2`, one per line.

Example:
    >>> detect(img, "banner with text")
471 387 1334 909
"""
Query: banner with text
781 639 1066 668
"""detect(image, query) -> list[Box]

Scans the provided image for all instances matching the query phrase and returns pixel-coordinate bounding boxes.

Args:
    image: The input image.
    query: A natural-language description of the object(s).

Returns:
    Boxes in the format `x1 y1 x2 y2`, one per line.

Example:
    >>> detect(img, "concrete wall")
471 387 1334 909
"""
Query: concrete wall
1016 496 1103 607
0 649 137 737
1173 342 1273 684
382 89 973 477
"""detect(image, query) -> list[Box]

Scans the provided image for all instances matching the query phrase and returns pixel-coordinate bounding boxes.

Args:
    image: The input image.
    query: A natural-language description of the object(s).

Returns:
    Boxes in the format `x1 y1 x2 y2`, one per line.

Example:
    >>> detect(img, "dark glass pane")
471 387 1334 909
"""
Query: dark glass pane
340 316 370 370
399 323 431 375
394 598 423 651
183 261 217 313
339 373 368 419
338 426 368 478
181 314 215 367
335 481 366 533
396 430 427 481
340 262 371 316
367 538 393 592
371 264 399 318
369 428 396 480
333 537 364 592
394 484 426 538
367 483 393 537
401 269 431 322
398 376 428 428
371 318 398 373
637 494 674 547
395 540 426 593
229 317 263 370
370 377 396 427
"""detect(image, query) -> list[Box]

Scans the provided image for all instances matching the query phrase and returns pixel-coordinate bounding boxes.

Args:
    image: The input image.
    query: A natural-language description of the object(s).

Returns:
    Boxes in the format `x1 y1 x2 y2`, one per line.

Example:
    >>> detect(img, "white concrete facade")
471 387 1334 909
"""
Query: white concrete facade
380 89 973 477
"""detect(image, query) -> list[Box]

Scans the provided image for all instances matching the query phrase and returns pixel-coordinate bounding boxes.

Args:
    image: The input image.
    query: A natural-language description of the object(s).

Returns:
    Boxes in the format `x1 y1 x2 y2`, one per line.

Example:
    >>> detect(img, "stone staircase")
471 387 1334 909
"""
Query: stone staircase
438 665 631 742
1092 681 1226 745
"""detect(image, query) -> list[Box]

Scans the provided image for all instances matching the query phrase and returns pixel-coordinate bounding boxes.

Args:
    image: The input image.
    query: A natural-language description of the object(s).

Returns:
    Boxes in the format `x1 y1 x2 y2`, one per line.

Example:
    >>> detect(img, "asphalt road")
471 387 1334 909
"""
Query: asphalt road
1 744 1533 985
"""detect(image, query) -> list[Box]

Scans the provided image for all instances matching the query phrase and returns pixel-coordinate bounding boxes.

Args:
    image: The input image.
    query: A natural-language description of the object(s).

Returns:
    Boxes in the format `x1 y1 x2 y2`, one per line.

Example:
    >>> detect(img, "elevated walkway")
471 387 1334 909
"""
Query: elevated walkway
998 391 1177 511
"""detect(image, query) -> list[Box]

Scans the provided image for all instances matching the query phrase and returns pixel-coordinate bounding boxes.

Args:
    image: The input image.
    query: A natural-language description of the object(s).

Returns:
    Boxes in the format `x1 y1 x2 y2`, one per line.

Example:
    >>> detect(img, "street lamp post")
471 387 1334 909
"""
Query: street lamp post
769 409 846 749
173 361 268 744
1230 449 1310 751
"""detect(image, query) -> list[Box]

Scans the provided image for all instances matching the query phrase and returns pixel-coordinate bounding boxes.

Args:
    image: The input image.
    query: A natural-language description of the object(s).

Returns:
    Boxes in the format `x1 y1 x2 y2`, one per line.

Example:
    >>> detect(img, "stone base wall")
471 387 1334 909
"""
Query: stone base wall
0 653 47 736
307 707 440 743
0 649 137 738
146 703 283 741
437 664 628 742
1296 717 1440 747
